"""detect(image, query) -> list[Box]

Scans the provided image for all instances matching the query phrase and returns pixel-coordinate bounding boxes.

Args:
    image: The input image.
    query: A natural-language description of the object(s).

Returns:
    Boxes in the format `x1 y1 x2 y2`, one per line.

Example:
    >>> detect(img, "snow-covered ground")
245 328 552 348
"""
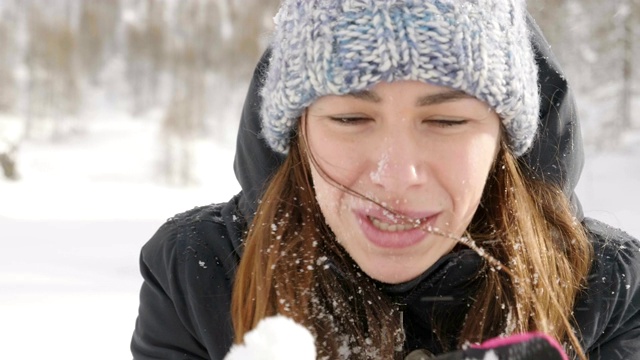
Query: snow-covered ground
1 117 639 359
0 117 240 360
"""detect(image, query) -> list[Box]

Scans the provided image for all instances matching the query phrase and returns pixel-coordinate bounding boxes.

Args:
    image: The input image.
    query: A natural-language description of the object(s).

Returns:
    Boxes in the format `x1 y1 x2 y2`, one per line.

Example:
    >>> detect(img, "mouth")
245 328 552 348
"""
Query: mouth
355 210 439 249
368 216 423 232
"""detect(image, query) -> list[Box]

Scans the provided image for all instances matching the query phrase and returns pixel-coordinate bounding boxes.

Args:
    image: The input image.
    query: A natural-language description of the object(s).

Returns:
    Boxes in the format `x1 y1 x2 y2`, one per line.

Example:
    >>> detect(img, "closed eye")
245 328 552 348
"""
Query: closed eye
425 119 468 128
328 116 372 125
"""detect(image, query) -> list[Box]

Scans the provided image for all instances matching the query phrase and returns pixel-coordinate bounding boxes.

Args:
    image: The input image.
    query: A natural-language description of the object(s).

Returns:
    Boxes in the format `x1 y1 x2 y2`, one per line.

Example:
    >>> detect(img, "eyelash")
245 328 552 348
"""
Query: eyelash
328 116 371 125
328 117 468 127
426 119 468 127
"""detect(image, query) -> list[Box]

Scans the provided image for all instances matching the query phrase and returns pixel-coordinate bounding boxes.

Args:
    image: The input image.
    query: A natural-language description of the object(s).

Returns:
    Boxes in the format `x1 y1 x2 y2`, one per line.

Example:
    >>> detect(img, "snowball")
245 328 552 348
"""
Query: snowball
224 315 316 360
483 349 499 360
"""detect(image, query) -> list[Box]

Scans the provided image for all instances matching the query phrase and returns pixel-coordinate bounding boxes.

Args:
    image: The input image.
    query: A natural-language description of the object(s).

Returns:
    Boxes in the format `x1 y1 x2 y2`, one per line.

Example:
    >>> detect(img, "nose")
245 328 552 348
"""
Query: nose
369 132 428 193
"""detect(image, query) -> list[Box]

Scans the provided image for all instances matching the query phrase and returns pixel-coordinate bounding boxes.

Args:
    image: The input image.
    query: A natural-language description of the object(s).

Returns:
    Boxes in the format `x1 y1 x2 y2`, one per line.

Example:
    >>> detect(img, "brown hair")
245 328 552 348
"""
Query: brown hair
461 141 592 359
231 129 593 359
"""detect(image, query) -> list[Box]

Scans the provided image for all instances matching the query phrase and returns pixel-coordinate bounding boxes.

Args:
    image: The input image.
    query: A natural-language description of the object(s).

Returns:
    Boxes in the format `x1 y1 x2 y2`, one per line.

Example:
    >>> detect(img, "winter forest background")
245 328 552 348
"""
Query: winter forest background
0 1 639 359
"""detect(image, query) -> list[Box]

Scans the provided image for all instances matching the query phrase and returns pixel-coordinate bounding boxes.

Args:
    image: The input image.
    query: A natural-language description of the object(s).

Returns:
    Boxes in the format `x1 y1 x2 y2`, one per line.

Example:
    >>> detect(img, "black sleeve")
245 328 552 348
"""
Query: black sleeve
131 221 210 360
578 219 640 359
131 210 237 360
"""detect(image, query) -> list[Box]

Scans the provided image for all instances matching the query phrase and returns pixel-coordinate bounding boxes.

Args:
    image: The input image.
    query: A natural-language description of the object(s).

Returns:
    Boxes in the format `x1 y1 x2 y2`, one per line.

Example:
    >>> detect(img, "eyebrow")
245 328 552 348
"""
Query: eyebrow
346 90 382 102
346 89 474 106
416 90 475 106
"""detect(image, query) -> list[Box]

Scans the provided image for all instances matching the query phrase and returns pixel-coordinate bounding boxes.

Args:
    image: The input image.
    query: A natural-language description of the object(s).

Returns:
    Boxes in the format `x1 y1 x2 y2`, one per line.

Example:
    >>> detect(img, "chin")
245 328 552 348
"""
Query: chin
361 263 425 284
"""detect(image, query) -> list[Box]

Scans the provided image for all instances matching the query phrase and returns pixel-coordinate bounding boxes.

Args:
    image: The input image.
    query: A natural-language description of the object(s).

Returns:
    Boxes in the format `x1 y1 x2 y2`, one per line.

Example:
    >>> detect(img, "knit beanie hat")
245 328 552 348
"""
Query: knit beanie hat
260 0 539 157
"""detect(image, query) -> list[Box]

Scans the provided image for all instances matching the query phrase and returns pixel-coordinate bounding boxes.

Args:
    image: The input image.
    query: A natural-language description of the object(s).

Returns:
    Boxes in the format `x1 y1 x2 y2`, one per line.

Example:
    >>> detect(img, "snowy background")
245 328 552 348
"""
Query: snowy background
0 1 639 359
1 112 637 360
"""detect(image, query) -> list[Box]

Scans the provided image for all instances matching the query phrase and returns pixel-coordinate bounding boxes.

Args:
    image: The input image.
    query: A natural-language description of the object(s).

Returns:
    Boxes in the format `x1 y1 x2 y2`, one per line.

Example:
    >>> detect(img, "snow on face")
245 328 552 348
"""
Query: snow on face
304 80 501 284
369 148 389 183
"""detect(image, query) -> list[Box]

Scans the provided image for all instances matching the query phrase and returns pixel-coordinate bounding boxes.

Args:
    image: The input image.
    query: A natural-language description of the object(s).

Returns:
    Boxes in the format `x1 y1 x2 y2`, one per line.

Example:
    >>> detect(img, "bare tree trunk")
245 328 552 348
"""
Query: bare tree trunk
621 0 632 129
0 143 19 180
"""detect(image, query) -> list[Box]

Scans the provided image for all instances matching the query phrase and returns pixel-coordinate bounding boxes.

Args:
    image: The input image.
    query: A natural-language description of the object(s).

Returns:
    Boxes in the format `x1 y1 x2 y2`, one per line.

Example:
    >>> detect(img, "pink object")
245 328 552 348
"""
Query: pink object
472 332 569 360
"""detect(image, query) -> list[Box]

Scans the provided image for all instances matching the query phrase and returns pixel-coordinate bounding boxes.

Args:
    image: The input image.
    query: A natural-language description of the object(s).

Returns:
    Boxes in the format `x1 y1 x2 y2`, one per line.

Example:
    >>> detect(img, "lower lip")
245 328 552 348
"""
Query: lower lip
355 212 438 249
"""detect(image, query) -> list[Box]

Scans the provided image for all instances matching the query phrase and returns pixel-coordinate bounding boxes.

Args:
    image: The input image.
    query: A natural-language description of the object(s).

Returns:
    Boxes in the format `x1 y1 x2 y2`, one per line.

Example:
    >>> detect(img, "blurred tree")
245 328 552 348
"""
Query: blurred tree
529 0 639 147
156 0 279 185
125 0 165 116
78 1 121 85
0 16 17 113
160 1 207 185
0 5 20 180
0 143 18 181
24 3 79 140
620 0 640 130
221 0 280 78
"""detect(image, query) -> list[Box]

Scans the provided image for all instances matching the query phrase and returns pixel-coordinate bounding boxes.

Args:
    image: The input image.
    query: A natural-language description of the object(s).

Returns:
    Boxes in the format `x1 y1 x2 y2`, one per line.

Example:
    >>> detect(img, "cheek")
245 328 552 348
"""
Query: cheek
309 164 337 210
308 135 369 189
308 155 355 227
307 134 374 242
309 159 362 245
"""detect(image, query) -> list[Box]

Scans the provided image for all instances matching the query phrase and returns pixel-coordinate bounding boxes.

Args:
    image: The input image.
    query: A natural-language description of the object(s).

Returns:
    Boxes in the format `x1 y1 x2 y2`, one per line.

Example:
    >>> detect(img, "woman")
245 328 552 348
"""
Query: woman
131 1 640 359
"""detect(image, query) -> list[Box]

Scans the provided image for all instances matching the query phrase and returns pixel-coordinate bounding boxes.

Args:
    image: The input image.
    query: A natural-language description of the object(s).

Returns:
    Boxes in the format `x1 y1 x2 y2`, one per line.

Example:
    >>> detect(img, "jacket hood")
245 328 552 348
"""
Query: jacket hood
233 14 584 223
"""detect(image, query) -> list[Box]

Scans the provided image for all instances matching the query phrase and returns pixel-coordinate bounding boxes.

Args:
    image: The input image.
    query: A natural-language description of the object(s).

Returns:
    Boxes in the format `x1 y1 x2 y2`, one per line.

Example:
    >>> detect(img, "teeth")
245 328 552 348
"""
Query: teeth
369 216 420 232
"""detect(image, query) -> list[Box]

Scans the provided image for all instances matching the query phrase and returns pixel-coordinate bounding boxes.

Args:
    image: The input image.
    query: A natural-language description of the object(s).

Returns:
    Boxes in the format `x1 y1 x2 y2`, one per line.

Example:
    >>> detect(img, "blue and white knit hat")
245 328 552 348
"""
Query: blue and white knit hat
260 0 539 157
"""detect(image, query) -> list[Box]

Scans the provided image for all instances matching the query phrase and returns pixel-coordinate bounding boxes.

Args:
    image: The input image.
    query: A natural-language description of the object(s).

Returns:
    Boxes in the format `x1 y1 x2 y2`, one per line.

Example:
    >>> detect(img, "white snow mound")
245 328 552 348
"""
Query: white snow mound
224 315 316 360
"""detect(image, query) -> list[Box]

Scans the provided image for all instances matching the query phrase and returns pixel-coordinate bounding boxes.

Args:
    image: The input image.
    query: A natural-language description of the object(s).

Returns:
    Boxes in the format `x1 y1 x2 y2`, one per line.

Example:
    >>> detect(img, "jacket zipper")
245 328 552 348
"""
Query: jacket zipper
396 303 407 353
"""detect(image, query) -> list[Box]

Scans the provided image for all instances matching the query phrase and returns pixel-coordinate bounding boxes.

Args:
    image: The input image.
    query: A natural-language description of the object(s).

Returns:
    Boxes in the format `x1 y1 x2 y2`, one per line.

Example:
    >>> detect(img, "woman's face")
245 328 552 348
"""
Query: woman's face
303 81 501 284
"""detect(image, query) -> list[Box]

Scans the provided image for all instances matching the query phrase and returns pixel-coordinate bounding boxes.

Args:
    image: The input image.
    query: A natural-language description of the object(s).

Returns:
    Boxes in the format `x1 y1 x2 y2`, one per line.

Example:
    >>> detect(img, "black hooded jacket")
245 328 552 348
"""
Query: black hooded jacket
131 16 640 359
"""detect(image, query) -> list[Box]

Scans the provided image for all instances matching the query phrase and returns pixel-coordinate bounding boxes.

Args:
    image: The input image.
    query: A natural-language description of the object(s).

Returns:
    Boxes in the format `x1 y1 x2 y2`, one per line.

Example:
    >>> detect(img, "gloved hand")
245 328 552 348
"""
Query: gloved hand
407 332 569 360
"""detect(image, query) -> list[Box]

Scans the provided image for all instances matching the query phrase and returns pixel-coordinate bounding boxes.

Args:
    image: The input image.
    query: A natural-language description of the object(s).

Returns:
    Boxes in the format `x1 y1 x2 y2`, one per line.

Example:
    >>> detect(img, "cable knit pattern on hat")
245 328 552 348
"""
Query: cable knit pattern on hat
261 0 539 157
